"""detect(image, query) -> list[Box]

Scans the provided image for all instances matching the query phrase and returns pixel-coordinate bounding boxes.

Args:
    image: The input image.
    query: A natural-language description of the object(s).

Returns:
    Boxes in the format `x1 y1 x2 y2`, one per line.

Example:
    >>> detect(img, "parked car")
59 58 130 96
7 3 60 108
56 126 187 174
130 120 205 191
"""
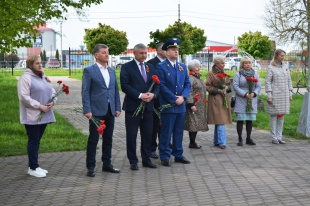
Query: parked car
225 57 241 70
115 56 134 69
45 58 60 68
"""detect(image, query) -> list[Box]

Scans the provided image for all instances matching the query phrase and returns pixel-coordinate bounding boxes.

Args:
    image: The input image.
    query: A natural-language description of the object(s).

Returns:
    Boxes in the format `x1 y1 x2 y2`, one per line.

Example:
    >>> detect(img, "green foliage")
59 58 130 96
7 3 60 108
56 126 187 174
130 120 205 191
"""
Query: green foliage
55 49 59 61
43 50 47 61
0 74 87 157
0 0 103 53
149 21 206 56
237 31 273 59
84 23 129 55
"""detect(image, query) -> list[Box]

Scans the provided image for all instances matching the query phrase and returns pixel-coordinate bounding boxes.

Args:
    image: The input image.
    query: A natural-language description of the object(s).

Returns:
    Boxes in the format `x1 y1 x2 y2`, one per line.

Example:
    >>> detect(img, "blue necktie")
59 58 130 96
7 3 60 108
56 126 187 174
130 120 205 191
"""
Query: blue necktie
140 62 147 82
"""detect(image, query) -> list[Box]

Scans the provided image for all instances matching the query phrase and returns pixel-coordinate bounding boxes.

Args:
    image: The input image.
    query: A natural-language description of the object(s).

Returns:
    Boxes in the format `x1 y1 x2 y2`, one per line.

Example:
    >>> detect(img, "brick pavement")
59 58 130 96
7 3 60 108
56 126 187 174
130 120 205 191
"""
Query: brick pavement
1 76 310 205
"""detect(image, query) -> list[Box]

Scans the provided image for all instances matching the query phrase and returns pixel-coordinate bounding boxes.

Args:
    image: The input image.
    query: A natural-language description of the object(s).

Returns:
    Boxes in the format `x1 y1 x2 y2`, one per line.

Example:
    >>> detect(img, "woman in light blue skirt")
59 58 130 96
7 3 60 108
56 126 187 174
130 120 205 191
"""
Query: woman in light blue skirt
232 57 261 146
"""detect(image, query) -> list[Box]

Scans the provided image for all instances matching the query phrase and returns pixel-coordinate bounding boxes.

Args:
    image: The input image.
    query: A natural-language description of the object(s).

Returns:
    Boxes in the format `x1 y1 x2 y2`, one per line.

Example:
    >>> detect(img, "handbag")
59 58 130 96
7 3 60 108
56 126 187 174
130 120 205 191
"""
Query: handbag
231 96 236 108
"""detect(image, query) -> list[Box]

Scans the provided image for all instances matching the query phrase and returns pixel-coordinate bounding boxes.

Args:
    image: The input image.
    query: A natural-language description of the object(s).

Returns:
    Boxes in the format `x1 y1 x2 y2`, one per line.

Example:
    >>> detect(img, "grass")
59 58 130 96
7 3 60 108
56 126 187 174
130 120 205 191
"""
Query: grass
0 74 87 157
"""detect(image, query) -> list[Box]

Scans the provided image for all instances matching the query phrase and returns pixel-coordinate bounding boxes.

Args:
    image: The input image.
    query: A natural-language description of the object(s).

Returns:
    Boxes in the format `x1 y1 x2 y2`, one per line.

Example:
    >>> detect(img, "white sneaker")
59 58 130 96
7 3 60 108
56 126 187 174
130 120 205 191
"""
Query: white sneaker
28 168 46 178
28 167 48 174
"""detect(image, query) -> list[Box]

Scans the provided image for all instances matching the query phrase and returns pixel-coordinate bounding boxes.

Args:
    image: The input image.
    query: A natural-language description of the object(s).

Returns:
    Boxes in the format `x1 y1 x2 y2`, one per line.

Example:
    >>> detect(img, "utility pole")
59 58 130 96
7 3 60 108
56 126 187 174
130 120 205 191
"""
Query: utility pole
178 3 181 21
297 1 310 136
60 20 63 68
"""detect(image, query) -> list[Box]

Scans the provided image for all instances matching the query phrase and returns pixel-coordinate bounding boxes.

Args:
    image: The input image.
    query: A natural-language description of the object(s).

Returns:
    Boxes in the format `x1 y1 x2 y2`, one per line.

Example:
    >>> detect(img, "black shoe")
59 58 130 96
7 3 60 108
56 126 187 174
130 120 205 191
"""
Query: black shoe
150 152 159 159
87 168 95 177
214 144 219 147
237 141 243 146
130 164 139 171
169 143 173 149
246 138 256 145
161 160 170 167
142 162 157 168
175 157 190 164
102 165 120 173
189 143 202 149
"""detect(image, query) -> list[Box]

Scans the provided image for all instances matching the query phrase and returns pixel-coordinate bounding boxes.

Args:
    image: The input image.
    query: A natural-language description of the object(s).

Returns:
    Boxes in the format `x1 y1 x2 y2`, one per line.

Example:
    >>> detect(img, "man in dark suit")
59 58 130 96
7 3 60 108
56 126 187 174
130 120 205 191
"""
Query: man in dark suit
146 42 166 159
156 38 191 166
120 43 159 171
82 44 121 177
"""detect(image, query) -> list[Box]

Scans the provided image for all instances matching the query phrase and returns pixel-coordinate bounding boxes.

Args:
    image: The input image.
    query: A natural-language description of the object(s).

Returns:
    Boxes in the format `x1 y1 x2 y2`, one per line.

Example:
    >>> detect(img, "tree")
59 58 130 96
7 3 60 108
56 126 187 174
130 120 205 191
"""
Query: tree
40 51 43 61
263 0 308 46
5 54 20 62
42 50 47 62
55 49 60 61
84 23 129 55
0 0 103 53
237 31 273 59
149 21 206 62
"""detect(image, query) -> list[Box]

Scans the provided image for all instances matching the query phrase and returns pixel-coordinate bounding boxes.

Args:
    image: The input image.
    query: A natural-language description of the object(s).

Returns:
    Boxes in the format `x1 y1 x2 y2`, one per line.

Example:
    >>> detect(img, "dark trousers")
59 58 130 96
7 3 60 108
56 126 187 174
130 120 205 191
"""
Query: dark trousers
125 110 153 165
25 124 47 170
151 109 160 152
86 106 115 169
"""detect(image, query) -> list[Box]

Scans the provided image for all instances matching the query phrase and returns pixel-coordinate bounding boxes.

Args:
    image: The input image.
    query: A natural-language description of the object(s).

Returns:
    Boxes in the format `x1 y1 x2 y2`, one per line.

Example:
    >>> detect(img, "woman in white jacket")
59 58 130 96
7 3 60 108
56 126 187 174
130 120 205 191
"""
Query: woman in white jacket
265 49 293 144
18 55 56 178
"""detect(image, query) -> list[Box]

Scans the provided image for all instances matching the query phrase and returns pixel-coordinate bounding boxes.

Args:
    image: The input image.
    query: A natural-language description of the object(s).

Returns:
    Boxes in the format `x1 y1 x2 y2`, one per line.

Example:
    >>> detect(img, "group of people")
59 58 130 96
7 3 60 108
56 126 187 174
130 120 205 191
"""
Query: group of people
18 37 293 178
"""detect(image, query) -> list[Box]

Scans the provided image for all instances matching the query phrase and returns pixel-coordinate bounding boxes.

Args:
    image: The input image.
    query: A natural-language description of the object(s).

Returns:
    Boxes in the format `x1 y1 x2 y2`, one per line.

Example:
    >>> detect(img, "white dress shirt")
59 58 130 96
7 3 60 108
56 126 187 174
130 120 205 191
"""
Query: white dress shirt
97 62 110 87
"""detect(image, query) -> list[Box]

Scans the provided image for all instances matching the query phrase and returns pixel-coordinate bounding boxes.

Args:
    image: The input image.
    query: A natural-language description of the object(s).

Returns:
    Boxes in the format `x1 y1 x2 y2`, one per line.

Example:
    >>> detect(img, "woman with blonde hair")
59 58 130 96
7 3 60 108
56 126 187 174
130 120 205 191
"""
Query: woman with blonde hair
265 49 293 144
18 55 56 178
206 55 232 149
233 56 261 146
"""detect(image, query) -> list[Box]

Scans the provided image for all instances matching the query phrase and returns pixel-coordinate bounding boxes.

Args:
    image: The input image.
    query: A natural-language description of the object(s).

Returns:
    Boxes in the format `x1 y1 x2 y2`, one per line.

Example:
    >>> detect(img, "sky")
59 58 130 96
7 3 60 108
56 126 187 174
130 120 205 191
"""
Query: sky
47 0 271 51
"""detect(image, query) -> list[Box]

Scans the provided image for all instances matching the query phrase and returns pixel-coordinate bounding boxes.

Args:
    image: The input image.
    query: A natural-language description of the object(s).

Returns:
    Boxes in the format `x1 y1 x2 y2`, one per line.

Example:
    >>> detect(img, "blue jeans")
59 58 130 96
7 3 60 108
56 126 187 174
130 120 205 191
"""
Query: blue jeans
214 124 226 146
25 124 47 170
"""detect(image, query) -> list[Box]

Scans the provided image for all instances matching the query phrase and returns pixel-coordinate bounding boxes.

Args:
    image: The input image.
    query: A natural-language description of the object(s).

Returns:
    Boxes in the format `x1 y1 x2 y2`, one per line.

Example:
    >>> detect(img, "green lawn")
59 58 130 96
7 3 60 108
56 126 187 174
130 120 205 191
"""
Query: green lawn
0 74 87 157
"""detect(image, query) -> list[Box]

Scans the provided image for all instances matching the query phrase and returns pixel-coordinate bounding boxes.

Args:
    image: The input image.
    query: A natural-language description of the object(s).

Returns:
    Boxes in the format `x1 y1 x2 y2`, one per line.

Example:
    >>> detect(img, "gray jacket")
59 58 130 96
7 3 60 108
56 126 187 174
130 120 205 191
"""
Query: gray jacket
233 72 261 114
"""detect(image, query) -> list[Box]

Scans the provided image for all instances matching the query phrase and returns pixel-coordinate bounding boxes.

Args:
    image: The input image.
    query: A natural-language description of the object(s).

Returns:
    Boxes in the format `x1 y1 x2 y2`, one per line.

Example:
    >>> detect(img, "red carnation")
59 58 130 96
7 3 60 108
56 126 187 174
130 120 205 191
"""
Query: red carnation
57 80 62 84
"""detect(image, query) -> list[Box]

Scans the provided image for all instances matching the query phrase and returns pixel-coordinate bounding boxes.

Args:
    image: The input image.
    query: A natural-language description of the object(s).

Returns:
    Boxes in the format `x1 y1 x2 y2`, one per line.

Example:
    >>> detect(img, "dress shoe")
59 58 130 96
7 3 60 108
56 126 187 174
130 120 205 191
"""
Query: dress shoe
175 157 190 164
102 165 120 173
219 145 226 149
278 139 286 144
150 152 159 159
130 164 139 171
237 141 243 146
87 168 95 177
161 160 170 166
189 143 201 149
272 139 279 144
246 138 256 145
169 143 173 149
142 162 157 168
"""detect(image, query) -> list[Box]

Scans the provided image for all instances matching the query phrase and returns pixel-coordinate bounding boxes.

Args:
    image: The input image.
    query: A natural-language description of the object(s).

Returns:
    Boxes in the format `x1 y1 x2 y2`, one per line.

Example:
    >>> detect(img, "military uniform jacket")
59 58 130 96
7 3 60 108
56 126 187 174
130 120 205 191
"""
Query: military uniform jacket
156 59 191 113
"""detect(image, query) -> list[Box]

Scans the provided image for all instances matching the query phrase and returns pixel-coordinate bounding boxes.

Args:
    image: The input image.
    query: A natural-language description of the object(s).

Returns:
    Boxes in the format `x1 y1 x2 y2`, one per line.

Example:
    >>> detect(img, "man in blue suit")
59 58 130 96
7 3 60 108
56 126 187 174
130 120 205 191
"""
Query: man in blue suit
120 43 159 170
82 44 121 177
156 38 191 166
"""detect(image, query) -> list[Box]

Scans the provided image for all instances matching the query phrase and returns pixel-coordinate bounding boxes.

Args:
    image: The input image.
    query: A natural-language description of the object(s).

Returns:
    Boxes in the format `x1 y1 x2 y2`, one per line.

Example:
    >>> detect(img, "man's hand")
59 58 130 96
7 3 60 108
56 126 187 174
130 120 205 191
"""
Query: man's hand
141 93 155 103
115 111 121 117
191 106 197 112
175 96 184 105
84 112 92 119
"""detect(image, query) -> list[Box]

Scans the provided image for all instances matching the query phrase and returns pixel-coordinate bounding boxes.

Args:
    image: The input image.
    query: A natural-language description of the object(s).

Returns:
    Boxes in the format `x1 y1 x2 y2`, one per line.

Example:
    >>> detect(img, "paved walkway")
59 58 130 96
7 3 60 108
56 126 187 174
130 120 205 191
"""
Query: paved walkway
1 76 310 206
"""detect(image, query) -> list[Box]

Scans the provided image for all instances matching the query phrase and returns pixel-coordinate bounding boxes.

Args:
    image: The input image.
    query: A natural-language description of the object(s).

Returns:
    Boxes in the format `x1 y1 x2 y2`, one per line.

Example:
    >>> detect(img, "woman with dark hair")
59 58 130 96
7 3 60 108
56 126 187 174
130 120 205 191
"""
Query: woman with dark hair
18 55 56 178
265 49 293 144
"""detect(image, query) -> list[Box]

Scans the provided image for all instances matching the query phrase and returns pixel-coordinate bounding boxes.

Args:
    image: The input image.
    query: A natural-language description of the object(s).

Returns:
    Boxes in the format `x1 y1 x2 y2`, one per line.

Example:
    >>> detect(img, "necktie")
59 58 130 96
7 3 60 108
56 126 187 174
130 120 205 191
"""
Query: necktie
140 62 147 82
174 64 176 69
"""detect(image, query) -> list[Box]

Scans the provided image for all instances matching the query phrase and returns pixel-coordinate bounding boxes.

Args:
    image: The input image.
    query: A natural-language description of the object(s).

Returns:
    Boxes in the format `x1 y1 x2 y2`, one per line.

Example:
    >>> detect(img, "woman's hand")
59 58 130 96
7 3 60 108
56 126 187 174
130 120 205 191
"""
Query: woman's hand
246 93 254 99
191 106 197 113
267 97 272 104
39 104 52 113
